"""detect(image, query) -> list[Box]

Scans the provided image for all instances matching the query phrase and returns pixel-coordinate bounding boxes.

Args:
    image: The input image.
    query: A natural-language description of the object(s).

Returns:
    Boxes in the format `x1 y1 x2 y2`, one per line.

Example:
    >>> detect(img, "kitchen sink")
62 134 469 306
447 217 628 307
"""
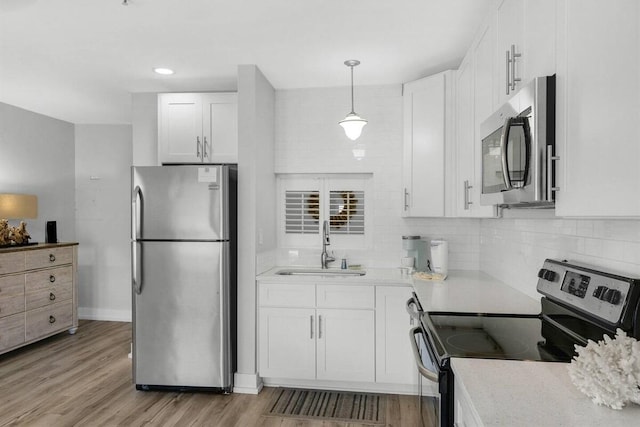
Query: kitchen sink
275 268 366 277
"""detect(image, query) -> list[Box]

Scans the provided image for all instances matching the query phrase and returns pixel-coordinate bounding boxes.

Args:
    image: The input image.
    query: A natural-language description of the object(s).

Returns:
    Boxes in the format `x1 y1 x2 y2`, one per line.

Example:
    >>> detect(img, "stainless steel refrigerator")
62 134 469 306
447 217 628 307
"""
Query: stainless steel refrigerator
131 165 236 392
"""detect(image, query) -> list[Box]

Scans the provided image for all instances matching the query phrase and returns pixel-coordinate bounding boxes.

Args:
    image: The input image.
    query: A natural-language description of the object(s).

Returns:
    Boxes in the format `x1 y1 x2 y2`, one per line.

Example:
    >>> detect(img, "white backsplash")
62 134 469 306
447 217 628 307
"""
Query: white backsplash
480 210 640 299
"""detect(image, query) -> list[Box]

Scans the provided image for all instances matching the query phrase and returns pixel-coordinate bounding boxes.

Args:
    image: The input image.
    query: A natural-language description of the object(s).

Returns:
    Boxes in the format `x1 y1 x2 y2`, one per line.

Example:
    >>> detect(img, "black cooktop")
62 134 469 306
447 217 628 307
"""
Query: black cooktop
425 312 579 363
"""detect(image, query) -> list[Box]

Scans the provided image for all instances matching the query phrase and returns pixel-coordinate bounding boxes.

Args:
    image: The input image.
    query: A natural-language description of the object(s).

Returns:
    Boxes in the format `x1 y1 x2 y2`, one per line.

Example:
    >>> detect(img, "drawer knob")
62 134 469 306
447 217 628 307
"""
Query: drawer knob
49 315 56 324
49 275 56 283
49 292 56 301
49 254 56 262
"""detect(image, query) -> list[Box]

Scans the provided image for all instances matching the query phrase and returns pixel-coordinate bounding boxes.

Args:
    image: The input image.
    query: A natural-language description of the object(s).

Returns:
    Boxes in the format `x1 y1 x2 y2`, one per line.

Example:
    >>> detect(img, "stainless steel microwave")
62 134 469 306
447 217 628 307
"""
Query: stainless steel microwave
480 75 556 207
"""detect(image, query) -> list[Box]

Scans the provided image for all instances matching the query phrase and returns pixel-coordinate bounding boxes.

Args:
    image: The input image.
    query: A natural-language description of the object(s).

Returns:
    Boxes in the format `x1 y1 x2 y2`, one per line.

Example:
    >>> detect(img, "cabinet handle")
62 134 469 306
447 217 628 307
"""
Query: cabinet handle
49 275 56 283
404 188 410 211
49 254 56 262
196 136 202 159
49 292 56 301
49 315 56 324
546 145 560 201
310 315 314 339
505 49 511 95
203 136 209 159
464 180 473 210
510 44 521 92
318 315 322 339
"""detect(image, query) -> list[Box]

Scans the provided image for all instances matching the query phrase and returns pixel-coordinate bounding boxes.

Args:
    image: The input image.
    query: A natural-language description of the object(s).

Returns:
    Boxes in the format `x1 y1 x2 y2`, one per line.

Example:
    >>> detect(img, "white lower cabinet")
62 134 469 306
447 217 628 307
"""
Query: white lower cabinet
258 281 414 390
375 286 418 386
258 307 316 379
454 374 482 427
316 308 375 382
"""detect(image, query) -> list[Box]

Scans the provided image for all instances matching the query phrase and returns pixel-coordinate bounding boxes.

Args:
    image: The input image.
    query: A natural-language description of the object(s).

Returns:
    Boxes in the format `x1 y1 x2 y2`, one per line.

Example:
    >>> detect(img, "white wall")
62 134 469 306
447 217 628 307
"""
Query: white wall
272 85 481 270
131 93 158 166
480 211 640 300
235 65 277 392
0 102 76 243
75 124 133 321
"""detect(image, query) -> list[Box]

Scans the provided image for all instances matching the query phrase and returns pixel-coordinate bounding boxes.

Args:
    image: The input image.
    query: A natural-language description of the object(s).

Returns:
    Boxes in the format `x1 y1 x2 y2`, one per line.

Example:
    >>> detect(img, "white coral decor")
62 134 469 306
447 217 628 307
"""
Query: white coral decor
567 328 640 409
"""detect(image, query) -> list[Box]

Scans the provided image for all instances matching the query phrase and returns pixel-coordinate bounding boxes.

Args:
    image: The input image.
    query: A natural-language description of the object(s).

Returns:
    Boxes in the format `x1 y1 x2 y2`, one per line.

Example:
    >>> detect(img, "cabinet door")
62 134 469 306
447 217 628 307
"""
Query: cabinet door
316 308 375 382
555 0 640 216
202 93 238 164
158 93 203 164
522 0 557 81
496 0 525 104
258 307 316 379
375 286 418 386
402 72 451 217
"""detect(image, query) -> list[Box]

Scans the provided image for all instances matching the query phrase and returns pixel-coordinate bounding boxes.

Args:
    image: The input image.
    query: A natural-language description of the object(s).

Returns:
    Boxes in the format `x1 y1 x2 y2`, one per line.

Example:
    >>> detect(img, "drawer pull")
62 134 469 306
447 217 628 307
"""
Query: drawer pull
50 275 56 283
49 292 56 301
49 315 56 324
49 254 56 262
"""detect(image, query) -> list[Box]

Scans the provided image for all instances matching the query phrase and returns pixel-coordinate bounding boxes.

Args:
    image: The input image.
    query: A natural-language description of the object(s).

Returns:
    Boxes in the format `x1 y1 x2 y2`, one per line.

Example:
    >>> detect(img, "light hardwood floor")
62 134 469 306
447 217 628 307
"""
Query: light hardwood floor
0 320 423 426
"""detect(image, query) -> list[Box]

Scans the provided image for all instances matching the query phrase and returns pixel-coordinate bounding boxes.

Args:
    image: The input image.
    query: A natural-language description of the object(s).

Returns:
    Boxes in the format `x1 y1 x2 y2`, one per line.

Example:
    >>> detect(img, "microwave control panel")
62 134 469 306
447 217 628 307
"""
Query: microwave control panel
537 259 632 325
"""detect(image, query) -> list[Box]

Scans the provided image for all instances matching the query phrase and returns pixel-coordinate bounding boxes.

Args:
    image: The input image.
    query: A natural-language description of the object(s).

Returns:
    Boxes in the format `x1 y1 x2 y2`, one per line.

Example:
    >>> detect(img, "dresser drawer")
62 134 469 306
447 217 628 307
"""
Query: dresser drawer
25 247 73 270
25 266 72 292
25 301 72 341
25 281 72 311
0 274 25 318
0 313 25 351
0 252 25 275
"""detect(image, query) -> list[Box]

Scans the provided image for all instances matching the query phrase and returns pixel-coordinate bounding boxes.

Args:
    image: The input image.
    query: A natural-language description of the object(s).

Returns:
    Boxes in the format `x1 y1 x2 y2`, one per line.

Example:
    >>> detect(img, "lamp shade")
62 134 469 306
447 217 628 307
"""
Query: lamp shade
339 113 368 141
0 194 38 219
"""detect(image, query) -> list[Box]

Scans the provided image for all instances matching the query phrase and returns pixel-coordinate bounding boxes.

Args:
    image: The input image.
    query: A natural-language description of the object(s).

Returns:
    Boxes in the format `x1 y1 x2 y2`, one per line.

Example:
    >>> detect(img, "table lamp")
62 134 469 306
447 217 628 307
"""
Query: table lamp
0 193 38 246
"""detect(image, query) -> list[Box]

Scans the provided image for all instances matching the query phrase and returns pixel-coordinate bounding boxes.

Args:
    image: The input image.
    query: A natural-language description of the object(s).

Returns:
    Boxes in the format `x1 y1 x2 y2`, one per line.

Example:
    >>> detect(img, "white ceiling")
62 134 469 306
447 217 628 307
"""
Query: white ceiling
0 0 492 124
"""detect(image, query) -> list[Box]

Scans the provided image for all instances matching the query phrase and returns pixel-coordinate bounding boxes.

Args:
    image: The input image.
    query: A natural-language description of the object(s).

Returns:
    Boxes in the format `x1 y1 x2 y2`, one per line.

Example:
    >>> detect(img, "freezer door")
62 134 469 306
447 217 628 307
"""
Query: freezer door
133 241 231 389
132 165 228 241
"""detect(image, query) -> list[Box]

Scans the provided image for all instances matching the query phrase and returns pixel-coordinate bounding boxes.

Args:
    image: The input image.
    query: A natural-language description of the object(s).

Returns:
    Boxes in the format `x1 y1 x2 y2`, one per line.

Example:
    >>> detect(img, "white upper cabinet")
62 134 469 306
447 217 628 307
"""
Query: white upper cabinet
554 0 640 217
158 92 237 164
495 0 557 105
402 70 456 217
496 0 525 104
454 21 497 218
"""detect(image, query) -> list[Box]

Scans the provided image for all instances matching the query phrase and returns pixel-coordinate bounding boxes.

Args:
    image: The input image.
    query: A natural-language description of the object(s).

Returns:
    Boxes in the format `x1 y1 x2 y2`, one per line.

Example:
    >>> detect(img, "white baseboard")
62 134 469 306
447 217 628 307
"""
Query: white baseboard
78 307 132 322
262 377 424 396
233 372 263 394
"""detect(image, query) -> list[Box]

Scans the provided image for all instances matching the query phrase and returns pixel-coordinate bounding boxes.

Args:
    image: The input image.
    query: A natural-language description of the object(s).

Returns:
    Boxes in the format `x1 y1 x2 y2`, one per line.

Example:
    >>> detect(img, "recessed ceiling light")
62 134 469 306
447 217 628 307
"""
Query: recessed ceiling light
153 68 174 75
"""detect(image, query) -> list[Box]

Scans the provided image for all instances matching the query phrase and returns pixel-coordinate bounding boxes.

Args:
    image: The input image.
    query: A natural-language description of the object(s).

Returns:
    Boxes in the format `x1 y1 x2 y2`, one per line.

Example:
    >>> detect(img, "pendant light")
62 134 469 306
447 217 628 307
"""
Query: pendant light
339 60 367 141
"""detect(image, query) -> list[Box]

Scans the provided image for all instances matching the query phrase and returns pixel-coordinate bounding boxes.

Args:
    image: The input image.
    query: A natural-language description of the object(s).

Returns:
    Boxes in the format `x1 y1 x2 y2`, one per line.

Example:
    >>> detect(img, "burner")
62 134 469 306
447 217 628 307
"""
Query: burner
444 329 532 358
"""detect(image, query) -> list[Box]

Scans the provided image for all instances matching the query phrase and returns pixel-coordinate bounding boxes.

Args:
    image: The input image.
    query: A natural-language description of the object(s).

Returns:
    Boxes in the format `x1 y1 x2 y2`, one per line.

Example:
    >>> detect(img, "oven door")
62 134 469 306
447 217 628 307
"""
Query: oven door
410 326 442 427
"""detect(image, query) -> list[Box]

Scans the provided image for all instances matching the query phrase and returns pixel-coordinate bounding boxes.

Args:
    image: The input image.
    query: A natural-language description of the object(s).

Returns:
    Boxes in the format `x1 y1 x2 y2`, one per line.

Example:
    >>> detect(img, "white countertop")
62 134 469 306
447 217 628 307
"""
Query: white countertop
256 266 413 285
452 358 640 426
412 270 541 314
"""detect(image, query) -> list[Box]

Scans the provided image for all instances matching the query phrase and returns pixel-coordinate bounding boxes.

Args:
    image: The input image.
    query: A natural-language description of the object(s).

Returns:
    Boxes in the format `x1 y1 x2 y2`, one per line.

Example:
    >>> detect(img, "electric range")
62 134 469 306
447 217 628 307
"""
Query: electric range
408 259 640 427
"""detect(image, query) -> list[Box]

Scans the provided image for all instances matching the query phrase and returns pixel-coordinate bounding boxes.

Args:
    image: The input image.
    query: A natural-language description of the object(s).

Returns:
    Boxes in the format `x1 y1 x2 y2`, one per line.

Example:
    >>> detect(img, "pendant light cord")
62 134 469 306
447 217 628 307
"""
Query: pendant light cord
350 65 355 114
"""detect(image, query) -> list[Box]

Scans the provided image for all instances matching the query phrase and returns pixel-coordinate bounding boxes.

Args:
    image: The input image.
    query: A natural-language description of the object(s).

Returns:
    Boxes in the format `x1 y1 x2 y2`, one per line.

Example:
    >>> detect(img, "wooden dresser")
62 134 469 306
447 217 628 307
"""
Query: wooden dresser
0 243 78 355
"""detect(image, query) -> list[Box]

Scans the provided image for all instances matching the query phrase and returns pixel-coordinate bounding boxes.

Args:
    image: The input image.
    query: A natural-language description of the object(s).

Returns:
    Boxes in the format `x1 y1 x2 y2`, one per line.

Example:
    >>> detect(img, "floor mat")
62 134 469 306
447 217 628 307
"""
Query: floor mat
266 388 386 424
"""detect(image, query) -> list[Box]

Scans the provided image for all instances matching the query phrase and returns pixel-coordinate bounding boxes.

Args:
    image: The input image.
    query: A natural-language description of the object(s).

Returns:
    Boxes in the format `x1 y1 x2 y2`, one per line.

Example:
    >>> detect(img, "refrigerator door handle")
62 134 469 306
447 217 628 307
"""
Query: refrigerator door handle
132 185 144 295
132 186 143 240
132 241 143 295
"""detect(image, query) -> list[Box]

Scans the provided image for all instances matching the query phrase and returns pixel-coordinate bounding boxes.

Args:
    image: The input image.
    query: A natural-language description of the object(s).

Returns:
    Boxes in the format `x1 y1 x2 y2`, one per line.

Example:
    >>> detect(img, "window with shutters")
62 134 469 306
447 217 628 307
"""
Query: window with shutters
278 175 371 249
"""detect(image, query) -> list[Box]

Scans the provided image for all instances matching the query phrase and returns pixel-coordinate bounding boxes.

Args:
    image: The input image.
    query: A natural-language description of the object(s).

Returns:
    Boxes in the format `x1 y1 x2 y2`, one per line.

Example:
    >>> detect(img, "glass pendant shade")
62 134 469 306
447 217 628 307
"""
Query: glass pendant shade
339 59 367 141
339 113 368 141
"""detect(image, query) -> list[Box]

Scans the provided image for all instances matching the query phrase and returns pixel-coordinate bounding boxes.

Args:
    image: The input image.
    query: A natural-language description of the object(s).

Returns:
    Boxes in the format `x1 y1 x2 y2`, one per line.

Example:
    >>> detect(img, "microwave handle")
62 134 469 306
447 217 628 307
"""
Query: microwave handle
500 117 514 190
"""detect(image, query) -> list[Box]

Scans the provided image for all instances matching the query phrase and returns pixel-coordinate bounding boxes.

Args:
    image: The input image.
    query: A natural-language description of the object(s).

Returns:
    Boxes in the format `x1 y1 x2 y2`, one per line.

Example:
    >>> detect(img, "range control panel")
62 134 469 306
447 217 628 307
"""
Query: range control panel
537 259 632 325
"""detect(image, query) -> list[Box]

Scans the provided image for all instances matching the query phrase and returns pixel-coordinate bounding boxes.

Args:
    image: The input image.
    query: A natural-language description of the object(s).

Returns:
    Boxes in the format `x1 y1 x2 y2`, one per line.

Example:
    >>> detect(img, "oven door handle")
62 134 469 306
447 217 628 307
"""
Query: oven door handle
409 326 439 383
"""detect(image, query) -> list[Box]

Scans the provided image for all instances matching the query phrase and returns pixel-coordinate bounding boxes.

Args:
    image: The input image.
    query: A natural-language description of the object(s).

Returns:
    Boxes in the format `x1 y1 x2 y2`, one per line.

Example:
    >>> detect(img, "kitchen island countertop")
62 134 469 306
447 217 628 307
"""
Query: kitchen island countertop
452 358 640 426
412 270 540 314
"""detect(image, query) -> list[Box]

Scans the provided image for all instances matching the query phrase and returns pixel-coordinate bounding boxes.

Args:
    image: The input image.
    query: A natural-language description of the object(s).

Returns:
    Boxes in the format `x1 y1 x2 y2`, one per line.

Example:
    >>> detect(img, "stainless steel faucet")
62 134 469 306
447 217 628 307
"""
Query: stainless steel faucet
320 220 335 269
